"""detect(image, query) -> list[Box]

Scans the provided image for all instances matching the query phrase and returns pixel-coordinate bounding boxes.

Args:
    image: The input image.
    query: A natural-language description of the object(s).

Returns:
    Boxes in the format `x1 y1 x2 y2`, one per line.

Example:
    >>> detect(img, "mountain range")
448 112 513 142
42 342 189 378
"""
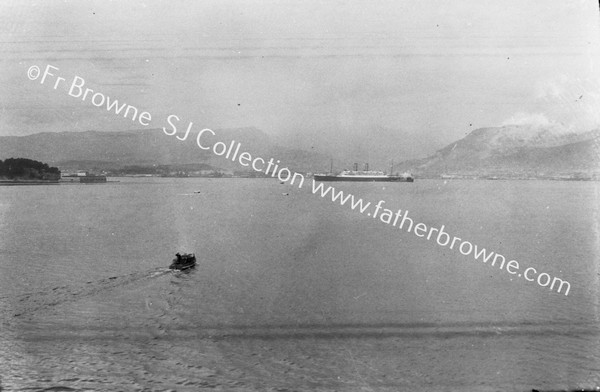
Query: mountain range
0 128 331 174
394 125 600 178
0 124 598 178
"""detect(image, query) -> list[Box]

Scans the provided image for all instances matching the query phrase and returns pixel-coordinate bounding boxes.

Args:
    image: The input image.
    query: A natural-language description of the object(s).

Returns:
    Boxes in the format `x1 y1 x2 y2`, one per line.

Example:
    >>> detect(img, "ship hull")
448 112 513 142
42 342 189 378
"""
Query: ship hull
314 175 413 182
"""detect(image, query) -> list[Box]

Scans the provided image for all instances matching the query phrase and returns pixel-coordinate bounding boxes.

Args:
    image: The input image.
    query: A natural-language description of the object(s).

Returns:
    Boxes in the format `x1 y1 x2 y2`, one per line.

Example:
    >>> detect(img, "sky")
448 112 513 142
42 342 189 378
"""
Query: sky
1 0 599 158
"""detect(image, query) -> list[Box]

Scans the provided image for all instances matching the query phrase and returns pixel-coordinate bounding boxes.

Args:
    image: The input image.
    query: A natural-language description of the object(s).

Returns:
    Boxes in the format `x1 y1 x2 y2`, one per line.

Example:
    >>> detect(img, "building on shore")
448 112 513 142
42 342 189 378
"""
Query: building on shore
60 171 107 183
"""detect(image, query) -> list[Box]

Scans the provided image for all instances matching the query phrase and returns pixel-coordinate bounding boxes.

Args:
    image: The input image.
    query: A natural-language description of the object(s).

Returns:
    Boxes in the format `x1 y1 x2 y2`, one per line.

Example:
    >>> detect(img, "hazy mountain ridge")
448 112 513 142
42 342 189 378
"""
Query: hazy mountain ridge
395 125 600 177
1 124 599 178
0 128 332 173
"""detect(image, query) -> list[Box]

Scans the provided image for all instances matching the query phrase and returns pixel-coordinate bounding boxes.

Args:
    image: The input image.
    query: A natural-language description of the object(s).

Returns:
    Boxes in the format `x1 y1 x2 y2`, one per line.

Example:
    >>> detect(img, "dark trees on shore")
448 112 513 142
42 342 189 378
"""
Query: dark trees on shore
0 158 61 180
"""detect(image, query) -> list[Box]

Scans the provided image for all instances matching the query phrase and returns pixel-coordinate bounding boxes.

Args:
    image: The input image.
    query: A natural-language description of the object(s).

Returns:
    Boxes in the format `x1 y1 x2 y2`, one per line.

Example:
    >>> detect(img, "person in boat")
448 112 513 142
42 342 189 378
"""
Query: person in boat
175 253 181 263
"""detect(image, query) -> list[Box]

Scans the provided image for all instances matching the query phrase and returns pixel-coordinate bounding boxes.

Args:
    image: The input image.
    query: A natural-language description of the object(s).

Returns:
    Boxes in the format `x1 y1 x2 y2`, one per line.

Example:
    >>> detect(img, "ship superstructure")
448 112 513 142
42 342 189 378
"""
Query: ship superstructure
314 163 413 182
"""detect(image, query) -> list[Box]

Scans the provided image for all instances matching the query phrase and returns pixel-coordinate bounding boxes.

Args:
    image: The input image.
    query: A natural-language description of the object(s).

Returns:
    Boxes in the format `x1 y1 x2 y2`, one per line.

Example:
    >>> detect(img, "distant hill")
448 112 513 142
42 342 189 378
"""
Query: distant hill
0 128 331 174
395 124 600 178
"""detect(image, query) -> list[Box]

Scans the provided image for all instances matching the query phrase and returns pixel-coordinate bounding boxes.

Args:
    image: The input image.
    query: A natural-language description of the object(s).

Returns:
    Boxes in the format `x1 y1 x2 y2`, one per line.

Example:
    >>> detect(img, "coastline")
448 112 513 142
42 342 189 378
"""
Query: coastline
0 180 60 186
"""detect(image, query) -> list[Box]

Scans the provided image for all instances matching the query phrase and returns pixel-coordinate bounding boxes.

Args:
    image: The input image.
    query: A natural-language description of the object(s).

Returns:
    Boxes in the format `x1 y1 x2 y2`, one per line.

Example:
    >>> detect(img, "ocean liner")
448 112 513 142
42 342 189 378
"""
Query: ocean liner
314 163 413 182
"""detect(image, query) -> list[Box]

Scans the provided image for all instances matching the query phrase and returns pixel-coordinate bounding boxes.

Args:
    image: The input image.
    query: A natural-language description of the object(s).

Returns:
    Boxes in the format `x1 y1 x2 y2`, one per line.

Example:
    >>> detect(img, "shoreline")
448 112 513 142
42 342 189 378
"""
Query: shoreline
0 180 60 186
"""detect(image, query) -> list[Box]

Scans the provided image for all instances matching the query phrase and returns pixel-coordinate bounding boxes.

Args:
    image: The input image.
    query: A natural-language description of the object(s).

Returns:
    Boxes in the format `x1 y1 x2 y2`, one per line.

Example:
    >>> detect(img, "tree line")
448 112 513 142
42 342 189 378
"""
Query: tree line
0 158 61 179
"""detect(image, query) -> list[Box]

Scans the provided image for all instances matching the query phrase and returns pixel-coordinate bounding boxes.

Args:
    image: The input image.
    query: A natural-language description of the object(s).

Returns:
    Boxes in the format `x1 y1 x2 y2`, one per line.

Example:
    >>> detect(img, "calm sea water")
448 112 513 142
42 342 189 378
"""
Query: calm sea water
0 178 598 391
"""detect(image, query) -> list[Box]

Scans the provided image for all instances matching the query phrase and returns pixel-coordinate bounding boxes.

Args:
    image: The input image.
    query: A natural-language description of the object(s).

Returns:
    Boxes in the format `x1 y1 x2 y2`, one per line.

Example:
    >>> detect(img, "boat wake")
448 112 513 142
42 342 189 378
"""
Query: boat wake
8 267 174 319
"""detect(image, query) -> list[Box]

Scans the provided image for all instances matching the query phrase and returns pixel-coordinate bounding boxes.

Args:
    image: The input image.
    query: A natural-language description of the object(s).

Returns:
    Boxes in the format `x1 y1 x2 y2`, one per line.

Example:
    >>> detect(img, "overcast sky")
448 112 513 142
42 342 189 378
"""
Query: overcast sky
1 0 599 156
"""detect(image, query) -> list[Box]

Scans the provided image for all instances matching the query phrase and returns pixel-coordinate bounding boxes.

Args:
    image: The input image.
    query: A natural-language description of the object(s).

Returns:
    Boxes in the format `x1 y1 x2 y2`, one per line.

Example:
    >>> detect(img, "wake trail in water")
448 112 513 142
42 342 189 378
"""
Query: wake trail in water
8 267 174 318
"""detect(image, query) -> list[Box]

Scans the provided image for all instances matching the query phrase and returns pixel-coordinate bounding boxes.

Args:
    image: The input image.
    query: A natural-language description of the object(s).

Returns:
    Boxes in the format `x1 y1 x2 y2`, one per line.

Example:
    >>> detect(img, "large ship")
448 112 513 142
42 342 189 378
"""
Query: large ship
314 163 413 182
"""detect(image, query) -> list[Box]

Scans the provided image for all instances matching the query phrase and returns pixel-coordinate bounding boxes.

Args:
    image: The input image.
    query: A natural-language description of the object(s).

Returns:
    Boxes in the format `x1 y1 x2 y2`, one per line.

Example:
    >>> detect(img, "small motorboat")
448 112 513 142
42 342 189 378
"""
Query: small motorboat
169 252 196 270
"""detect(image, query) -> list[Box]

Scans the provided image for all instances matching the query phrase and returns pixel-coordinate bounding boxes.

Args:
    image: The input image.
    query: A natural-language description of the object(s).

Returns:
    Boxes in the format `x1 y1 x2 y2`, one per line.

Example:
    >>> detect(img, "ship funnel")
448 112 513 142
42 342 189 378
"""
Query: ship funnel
353 163 358 171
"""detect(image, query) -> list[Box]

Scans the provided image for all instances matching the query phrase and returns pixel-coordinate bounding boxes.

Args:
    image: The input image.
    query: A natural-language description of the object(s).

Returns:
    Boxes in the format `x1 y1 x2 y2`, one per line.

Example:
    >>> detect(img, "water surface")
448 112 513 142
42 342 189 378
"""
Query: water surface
0 178 598 391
